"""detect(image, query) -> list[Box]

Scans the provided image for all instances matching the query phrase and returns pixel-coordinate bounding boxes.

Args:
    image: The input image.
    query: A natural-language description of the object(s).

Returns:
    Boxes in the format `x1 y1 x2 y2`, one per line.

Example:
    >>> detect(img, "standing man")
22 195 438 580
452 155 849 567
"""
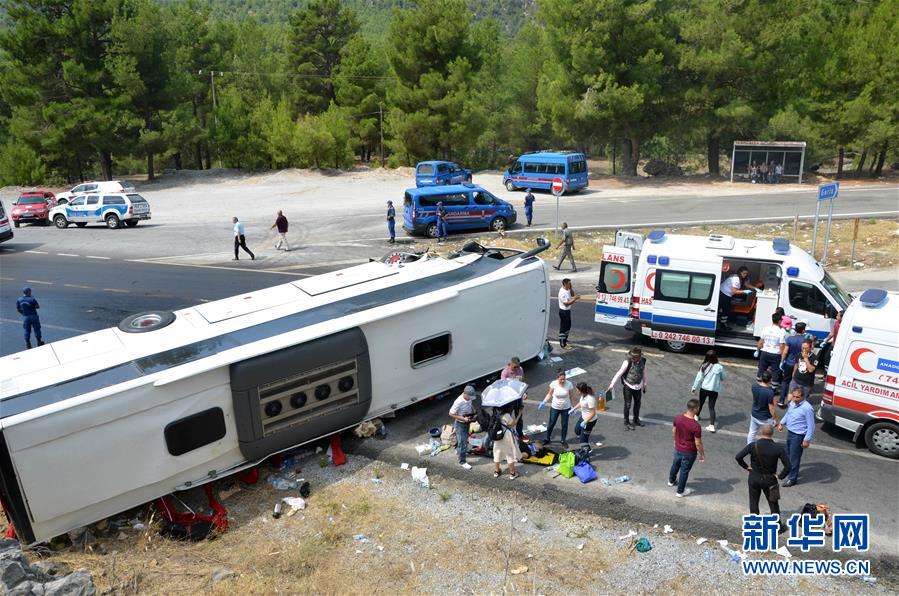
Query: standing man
747 371 778 443
553 222 576 272
386 200 396 243
735 424 790 530
436 201 448 242
557 278 580 350
779 325 805 406
232 216 255 261
17 287 43 350
449 385 477 470
523 189 535 226
757 313 787 390
718 265 753 328
788 339 817 399
668 398 704 497
271 210 290 252
501 356 526 436
777 386 815 486
607 346 648 430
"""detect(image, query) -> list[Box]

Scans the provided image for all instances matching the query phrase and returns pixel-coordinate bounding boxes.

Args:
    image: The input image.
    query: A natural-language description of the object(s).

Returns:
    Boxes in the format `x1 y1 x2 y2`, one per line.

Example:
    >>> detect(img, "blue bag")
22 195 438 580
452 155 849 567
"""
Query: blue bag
573 460 597 484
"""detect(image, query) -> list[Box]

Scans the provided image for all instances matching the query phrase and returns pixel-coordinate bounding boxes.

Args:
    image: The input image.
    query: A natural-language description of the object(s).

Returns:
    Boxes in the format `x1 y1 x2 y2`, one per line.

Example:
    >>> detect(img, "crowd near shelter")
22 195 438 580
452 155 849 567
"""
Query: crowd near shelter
730 141 807 183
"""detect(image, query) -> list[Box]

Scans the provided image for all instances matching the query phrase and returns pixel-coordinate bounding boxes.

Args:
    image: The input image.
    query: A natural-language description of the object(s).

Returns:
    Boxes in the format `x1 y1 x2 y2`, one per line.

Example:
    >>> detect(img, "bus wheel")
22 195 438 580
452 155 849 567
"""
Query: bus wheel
118 310 176 333
504 180 516 192
425 223 438 238
865 422 899 459
663 339 689 353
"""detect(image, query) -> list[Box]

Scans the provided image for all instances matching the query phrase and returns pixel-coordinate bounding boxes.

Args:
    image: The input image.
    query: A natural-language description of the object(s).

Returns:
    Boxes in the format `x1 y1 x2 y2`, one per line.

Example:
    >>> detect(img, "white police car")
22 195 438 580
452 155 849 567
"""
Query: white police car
50 193 151 229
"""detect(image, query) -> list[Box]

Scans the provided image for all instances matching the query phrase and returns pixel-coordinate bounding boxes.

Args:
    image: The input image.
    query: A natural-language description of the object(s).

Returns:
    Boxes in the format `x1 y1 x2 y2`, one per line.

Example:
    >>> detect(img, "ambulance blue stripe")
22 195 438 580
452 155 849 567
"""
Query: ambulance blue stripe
651 314 717 330
595 304 629 317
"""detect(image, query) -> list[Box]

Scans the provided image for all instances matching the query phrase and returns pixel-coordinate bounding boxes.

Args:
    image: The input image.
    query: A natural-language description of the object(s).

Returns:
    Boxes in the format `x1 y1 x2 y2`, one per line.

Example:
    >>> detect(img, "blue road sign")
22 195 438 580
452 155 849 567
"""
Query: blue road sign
818 182 839 201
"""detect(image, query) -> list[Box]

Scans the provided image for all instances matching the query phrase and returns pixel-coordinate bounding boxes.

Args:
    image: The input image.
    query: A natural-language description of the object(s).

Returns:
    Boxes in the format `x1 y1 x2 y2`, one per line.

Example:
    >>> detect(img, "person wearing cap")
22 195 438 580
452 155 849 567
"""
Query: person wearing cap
523 189 535 226
436 201 448 242
386 200 396 243
449 385 477 469
16 287 43 349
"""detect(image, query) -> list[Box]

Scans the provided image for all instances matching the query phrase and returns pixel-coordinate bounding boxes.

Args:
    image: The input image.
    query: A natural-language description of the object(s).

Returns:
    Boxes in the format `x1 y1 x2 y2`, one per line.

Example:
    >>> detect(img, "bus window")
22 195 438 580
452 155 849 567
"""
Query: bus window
523 163 538 174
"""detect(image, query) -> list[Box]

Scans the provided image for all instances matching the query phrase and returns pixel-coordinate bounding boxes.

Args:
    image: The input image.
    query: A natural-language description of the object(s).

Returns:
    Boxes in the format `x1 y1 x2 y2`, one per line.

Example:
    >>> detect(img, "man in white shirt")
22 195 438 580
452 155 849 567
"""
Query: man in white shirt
558 278 580 350
718 265 752 328
757 313 788 390
232 216 255 261
449 385 477 470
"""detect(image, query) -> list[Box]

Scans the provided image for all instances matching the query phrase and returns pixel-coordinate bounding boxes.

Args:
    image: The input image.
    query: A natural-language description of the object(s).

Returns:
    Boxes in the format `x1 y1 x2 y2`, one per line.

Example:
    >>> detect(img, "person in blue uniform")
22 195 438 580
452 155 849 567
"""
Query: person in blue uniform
16 287 44 349
436 201 448 242
524 189 535 226
386 200 396 243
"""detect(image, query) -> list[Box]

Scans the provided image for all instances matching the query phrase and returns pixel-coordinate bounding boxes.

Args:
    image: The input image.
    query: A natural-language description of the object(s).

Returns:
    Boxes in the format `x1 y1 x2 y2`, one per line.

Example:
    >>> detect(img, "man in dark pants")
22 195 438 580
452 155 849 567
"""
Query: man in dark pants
668 399 704 497
17 287 44 349
523 189 535 226
436 202 448 242
557 278 580 349
607 346 648 430
232 216 255 260
735 423 791 531
386 200 396 243
777 386 815 486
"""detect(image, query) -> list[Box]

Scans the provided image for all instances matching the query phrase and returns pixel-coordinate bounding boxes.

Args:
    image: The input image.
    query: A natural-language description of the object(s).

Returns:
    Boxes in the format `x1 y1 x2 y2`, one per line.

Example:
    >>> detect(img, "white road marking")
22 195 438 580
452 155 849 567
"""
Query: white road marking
0 276 14 281
548 340 596 350
24 279 53 285
86 255 110 260
56 253 79 257
63 283 91 289
610 347 665 358
593 410 892 462
127 258 314 276
102 288 129 293
0 318 89 334
24 250 48 254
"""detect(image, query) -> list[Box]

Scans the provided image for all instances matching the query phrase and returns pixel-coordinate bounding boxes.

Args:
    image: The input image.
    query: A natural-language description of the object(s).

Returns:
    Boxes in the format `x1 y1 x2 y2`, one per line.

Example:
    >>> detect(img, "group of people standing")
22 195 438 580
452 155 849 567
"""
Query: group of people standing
750 160 784 184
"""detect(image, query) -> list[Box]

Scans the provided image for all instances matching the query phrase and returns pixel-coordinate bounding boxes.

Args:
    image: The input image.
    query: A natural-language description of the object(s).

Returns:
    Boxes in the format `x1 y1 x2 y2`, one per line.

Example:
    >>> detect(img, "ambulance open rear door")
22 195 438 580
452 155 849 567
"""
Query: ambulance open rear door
595 245 633 327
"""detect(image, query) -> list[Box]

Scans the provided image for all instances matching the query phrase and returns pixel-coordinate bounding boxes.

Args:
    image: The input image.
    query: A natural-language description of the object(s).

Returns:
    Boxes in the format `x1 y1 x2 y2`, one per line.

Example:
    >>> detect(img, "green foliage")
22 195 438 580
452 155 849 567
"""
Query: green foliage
0 139 47 185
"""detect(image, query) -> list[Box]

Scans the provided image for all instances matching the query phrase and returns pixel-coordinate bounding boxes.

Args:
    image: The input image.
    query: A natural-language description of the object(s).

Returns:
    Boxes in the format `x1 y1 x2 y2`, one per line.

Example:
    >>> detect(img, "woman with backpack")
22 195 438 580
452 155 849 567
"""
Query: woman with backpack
539 369 576 446
492 405 523 480
691 350 726 433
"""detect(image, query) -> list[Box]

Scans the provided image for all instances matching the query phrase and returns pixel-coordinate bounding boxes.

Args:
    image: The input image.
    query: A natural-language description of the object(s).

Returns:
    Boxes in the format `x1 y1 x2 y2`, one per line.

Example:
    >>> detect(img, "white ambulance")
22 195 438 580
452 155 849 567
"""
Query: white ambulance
594 230 852 353
820 288 899 459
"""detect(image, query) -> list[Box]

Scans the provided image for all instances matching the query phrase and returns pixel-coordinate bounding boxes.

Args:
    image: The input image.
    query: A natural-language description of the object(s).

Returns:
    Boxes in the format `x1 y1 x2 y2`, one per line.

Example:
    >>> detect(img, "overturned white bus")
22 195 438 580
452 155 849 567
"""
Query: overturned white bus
0 240 551 544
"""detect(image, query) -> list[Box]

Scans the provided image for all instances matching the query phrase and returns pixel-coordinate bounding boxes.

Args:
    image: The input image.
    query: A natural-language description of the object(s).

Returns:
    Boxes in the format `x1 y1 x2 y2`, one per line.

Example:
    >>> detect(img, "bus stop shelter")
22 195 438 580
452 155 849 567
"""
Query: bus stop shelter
730 141 806 183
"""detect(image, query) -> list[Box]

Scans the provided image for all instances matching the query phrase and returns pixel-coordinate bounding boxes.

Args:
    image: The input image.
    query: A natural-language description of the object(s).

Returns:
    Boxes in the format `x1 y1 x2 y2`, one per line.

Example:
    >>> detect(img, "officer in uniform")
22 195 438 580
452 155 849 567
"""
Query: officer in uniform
436 201 448 242
17 287 44 349
524 188 535 226
386 200 396 243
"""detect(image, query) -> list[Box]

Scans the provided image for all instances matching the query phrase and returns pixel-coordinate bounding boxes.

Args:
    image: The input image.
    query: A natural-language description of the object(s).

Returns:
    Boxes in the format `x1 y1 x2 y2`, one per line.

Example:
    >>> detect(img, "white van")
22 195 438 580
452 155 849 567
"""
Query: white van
56 181 135 204
594 230 852 352
0 200 13 243
820 288 898 459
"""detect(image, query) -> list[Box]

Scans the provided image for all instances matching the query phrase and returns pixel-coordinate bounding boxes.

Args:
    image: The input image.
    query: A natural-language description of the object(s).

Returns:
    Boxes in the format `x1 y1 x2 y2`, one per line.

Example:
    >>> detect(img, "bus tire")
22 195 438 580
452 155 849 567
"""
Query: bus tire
864 421 899 459
504 180 517 192
118 311 176 333
663 339 689 353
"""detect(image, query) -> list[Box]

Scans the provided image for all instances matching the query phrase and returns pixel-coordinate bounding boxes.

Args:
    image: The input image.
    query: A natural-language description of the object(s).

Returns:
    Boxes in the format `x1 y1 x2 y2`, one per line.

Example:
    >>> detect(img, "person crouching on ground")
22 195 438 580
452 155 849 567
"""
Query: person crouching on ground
449 385 477 470
572 382 598 450
493 405 523 480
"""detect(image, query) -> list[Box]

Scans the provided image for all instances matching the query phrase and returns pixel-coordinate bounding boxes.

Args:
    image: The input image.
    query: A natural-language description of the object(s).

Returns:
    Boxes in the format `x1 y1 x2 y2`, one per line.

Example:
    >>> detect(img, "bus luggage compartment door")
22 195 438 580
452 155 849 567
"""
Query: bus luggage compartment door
230 328 372 460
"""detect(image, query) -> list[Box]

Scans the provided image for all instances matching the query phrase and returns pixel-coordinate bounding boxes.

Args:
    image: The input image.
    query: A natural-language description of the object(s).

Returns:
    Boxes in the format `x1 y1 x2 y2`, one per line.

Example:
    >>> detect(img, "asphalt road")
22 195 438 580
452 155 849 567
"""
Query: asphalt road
1 253 896 564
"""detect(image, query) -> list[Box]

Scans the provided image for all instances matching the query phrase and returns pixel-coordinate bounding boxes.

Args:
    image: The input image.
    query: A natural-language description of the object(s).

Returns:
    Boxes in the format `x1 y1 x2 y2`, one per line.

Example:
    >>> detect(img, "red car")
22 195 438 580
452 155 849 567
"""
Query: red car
11 191 57 227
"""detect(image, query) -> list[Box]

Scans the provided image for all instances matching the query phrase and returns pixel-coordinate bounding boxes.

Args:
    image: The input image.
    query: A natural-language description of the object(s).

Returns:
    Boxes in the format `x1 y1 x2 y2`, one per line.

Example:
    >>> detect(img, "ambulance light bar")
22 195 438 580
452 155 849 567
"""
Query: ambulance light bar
648 230 666 243
772 238 790 254
859 288 887 307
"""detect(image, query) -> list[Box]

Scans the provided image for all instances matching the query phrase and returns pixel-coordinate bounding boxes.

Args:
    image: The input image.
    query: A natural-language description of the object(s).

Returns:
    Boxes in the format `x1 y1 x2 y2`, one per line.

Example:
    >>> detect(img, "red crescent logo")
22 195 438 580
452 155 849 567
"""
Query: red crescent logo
645 271 656 292
610 269 626 290
850 348 875 374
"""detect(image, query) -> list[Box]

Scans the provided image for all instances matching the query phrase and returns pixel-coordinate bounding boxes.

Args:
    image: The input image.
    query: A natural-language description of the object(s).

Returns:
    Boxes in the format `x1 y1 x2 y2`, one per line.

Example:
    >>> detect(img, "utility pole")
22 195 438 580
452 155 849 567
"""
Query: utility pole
379 103 384 166
199 70 223 169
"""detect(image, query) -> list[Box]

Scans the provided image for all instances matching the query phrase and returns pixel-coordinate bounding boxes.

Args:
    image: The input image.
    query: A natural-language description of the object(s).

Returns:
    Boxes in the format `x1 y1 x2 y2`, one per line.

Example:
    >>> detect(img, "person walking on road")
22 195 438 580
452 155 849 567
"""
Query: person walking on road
777 386 815 487
436 201 448 242
232 216 255 261
735 423 790 530
17 287 43 350
271 210 290 251
691 349 726 433
572 382 599 449
557 278 580 349
386 200 396 243
757 313 787 390
668 398 704 497
523 189 535 226
449 385 477 470
539 369 576 446
553 222 576 272
788 339 817 400
747 370 779 443
608 346 648 431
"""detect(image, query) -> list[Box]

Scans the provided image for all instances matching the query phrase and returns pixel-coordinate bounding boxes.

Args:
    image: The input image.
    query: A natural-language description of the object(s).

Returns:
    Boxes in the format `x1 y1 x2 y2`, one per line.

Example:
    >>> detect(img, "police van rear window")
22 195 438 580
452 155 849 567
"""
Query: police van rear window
418 164 435 176
127 194 148 203
418 193 468 207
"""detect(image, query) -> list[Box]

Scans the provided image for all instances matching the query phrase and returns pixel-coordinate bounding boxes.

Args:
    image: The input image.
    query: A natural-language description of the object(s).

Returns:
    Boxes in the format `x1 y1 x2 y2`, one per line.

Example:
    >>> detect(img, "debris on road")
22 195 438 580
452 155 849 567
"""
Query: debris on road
635 538 652 553
663 525 673 534
775 545 792 559
696 537 707 545
510 565 528 575
282 497 306 512
411 466 430 488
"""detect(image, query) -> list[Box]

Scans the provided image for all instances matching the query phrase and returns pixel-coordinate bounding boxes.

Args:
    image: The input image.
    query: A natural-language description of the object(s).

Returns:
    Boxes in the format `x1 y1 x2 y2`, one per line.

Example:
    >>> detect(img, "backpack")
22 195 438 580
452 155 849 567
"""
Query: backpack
557 452 576 478
574 461 597 484
488 411 505 441
623 357 647 387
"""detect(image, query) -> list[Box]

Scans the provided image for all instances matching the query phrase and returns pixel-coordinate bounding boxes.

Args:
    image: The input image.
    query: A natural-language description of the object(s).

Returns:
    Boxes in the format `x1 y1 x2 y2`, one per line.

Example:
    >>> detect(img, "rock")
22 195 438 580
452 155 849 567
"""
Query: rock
212 568 236 584
0 559 32 588
41 568 95 596
642 160 684 177
31 560 72 579
853 262 865 269
92 520 108 533
0 539 22 556
0 542 95 596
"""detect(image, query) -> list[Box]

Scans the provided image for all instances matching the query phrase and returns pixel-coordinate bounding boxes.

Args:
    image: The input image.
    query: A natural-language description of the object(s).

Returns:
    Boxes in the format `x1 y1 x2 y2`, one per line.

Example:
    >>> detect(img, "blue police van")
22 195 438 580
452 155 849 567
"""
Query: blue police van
415 161 472 187
402 184 516 238
502 151 588 193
